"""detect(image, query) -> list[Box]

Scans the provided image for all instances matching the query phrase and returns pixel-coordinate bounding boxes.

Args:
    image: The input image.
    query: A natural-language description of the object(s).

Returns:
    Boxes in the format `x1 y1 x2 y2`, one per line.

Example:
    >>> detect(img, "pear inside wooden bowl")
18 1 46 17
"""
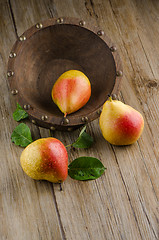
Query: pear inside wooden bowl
8 17 122 131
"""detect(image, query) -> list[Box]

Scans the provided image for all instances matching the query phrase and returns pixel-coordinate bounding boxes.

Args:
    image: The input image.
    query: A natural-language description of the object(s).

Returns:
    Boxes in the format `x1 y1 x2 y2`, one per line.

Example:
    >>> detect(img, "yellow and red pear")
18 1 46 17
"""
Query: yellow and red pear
51 70 91 116
99 97 144 145
20 138 68 183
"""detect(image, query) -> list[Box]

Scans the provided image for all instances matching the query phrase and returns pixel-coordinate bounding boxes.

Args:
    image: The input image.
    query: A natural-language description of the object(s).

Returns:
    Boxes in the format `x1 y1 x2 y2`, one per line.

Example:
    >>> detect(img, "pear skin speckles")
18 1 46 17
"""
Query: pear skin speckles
20 138 68 183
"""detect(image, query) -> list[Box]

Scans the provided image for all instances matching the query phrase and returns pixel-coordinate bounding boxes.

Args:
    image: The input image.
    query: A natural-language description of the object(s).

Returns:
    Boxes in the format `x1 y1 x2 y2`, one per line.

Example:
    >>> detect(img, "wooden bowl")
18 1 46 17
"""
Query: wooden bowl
7 17 123 131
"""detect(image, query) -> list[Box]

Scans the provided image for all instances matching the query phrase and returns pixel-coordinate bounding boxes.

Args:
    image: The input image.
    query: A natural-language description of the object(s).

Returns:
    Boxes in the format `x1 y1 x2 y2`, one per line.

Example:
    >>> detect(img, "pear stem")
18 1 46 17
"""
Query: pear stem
59 183 63 191
65 144 72 148
107 94 112 102
49 129 52 137
109 97 112 102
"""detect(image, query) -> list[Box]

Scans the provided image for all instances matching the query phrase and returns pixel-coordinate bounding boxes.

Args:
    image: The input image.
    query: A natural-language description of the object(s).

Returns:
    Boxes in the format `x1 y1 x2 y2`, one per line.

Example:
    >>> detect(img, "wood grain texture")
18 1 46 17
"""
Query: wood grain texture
0 0 159 239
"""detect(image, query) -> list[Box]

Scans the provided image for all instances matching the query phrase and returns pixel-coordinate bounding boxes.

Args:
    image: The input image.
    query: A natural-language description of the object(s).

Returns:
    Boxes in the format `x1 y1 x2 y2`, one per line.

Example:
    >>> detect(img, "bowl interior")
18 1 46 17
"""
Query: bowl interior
14 24 116 118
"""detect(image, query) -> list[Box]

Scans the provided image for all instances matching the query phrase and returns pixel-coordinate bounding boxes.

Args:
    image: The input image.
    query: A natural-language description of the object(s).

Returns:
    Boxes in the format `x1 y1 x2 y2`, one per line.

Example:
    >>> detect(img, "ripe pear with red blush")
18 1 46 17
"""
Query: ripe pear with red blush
51 70 91 116
99 97 144 145
20 138 68 183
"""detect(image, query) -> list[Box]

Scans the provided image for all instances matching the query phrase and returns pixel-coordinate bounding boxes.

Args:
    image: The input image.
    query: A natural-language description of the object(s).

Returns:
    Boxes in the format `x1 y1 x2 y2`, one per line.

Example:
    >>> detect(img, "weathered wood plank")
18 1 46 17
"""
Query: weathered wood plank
51 0 159 239
0 2 63 240
0 0 159 239
91 0 159 238
45 0 159 239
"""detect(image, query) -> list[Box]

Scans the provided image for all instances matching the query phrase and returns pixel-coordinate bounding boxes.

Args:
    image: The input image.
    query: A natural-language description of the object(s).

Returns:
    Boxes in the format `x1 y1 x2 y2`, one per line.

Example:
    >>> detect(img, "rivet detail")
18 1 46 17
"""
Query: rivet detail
56 18 64 24
11 89 18 95
19 36 26 41
9 52 16 58
67 127 73 131
112 93 117 100
79 20 86 26
7 71 14 77
62 118 69 124
50 126 56 131
97 30 104 36
31 120 36 124
81 117 88 122
110 46 117 52
97 109 102 115
35 23 43 29
116 70 123 77
41 115 48 121
23 104 30 110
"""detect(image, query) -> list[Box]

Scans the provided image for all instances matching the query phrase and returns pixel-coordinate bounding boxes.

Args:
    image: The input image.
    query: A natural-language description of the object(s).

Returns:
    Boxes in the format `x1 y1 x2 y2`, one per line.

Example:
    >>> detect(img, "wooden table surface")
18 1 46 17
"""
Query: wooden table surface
1 0 159 239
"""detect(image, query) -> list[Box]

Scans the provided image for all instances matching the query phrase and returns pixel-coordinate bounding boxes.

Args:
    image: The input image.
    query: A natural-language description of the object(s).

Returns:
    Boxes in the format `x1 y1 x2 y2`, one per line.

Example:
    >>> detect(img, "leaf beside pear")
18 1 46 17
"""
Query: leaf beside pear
13 103 28 121
11 123 33 147
72 126 93 149
68 156 106 180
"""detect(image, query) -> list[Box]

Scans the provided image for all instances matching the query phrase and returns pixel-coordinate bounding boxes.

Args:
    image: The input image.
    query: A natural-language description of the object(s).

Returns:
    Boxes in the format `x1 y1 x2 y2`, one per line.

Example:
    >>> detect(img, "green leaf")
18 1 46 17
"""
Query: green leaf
72 126 93 148
11 123 33 147
13 103 28 121
79 125 86 136
68 156 106 180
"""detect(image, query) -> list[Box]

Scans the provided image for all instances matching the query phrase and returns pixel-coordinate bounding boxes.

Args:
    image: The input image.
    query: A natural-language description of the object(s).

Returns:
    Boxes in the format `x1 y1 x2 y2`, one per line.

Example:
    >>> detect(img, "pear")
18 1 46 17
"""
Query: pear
51 70 91 116
99 97 144 145
20 138 68 183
